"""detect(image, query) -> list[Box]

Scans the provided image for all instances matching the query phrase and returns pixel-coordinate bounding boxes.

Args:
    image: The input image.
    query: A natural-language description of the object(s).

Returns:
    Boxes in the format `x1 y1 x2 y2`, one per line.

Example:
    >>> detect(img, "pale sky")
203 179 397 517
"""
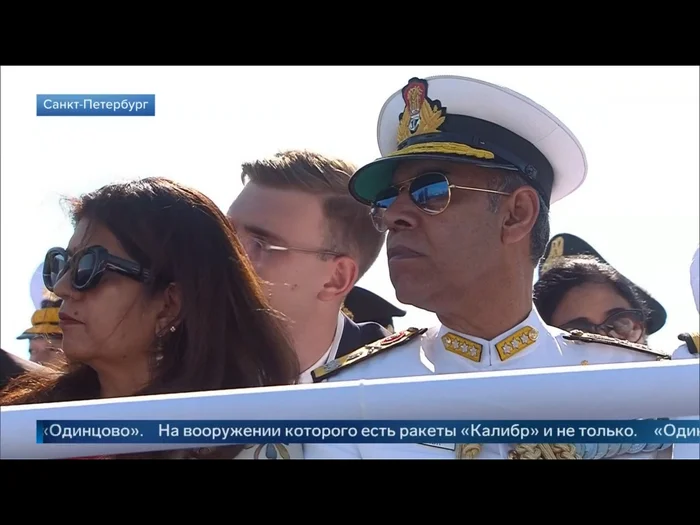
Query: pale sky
1 66 698 359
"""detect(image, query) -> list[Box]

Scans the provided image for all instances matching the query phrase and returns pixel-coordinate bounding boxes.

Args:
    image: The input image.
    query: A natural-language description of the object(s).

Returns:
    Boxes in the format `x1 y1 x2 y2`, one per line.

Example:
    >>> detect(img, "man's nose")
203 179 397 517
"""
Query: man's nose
383 191 419 231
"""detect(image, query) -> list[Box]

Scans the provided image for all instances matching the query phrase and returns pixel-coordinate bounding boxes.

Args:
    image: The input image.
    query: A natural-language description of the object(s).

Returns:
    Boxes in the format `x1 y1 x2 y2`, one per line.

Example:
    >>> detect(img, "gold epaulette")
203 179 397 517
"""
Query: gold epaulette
678 332 699 355
563 330 671 360
311 327 427 383
340 305 354 320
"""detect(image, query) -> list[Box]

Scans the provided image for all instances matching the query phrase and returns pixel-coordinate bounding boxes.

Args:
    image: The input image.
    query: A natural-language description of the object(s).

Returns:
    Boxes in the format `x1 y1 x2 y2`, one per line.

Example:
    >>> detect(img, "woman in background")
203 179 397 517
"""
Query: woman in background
0 177 300 459
534 233 666 344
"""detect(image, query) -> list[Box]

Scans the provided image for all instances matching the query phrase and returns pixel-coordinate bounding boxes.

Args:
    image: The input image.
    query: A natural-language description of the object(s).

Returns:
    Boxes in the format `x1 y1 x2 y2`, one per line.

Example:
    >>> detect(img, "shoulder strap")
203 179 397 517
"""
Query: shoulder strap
311 327 427 383
563 329 671 360
678 332 699 355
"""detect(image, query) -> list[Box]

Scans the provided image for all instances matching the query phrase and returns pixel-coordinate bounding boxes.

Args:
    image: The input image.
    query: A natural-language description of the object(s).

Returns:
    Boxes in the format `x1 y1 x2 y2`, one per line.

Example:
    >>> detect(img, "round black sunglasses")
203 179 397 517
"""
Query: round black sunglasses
43 245 151 292
561 309 646 344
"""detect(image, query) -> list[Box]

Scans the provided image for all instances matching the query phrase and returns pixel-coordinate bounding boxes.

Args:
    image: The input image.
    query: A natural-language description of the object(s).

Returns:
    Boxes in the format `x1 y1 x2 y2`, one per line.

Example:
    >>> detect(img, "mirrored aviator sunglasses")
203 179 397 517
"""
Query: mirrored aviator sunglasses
43 246 152 292
369 172 510 233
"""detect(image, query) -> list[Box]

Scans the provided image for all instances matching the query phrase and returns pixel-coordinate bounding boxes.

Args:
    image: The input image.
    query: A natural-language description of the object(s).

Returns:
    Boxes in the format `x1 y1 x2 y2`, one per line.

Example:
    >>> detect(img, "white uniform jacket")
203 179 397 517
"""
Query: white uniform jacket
303 308 678 460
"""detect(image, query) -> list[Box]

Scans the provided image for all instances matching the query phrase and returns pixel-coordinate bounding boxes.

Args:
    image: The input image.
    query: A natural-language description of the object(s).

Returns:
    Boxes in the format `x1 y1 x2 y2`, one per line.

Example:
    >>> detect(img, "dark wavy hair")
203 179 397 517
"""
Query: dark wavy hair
534 255 649 327
1 178 299 456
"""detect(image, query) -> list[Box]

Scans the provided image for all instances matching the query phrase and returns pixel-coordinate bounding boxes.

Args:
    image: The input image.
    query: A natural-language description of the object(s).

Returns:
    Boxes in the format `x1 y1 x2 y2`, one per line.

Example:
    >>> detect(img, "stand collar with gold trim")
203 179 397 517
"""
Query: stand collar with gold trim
437 308 547 366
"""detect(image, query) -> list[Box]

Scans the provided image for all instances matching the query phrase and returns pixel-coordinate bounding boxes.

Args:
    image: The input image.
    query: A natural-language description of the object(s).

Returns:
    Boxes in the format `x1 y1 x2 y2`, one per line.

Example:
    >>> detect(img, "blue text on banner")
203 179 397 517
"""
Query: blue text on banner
36 419 700 444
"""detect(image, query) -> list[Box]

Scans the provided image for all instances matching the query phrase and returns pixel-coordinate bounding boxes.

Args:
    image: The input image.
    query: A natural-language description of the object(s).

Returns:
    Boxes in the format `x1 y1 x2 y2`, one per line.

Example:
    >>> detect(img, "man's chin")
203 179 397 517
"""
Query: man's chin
390 274 424 307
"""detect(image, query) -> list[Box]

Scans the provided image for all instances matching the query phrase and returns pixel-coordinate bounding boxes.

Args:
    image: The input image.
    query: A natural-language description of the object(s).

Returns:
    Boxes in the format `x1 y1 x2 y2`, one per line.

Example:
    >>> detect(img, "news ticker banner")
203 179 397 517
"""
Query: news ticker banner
37 420 700 445
36 94 155 116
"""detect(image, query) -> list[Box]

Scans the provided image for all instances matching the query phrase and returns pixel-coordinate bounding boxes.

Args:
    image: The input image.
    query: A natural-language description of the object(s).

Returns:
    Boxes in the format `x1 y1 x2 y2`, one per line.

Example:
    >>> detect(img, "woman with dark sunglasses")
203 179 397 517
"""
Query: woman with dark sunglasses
534 256 654 344
534 233 666 344
0 177 300 459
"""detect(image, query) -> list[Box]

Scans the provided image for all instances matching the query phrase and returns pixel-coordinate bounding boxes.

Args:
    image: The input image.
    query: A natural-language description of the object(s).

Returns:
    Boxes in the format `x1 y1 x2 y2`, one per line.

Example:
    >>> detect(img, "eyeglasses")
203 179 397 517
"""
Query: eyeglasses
248 237 342 258
369 172 511 233
560 309 646 343
43 246 151 292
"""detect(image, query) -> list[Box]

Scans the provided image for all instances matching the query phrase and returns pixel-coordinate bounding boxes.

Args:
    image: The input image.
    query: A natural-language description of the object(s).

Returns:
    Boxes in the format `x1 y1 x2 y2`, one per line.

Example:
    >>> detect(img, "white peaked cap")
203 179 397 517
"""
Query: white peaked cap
30 262 49 309
349 75 587 208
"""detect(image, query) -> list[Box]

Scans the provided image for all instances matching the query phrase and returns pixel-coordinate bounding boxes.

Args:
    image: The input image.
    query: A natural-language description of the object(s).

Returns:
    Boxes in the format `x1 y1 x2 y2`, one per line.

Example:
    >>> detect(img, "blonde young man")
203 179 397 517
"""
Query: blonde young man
227 150 390 383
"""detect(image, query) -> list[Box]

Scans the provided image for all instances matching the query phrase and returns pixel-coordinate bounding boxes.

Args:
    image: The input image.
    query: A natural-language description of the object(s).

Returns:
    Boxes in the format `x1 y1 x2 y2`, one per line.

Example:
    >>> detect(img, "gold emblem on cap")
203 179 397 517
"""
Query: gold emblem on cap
540 236 564 273
396 78 446 144
495 326 539 361
392 78 495 160
442 333 483 362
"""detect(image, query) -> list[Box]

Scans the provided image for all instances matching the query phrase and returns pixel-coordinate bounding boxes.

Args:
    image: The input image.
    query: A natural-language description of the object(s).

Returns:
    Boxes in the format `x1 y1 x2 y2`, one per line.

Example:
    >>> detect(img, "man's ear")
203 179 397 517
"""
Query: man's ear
501 186 540 247
154 283 183 336
318 256 358 302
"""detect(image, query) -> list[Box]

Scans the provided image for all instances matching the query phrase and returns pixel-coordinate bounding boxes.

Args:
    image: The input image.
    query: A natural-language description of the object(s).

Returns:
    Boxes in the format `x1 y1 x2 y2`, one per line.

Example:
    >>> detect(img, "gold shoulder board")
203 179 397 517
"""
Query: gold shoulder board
311 327 427 383
678 332 699 355
563 329 671 360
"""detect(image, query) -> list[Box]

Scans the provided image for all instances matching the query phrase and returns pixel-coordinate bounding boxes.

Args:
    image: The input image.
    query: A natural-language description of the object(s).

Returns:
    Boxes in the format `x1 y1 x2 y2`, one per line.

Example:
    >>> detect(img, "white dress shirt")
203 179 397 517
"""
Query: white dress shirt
234 312 345 460
298 311 345 384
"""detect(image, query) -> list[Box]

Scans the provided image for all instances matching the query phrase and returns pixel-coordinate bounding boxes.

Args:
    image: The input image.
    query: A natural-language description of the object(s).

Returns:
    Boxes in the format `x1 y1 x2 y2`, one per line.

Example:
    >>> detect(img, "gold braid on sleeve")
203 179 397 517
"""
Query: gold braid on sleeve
509 444 581 459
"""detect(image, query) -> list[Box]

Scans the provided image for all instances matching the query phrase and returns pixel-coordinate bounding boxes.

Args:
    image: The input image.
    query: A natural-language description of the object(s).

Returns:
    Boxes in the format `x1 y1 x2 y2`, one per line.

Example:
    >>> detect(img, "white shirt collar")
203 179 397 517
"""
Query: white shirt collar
298 311 346 384
436 308 547 367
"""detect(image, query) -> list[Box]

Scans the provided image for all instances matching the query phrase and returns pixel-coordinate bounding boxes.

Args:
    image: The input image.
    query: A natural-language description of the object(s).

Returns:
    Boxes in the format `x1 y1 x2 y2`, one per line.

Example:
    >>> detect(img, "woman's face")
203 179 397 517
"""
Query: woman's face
550 282 646 343
53 219 167 368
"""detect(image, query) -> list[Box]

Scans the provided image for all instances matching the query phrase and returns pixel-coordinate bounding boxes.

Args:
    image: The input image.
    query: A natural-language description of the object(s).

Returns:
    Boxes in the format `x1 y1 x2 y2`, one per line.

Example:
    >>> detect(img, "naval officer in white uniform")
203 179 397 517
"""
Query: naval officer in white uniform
303 75 680 460
671 245 699 360
669 246 699 460
671 245 699 361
